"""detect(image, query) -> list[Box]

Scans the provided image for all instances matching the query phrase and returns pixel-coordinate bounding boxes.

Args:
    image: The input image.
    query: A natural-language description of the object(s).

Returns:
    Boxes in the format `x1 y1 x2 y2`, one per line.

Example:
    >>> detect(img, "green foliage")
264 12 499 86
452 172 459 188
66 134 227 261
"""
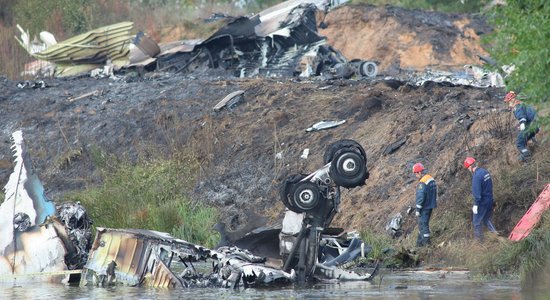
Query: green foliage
360 230 393 261
64 154 220 248
14 0 91 37
517 216 550 288
172 201 220 248
89 145 110 170
484 1 550 128
478 213 550 286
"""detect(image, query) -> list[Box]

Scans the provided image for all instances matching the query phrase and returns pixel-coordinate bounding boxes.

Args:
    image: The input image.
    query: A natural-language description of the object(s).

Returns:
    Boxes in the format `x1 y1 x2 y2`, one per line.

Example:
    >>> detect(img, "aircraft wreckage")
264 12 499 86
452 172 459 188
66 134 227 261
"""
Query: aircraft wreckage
17 0 377 79
0 131 377 288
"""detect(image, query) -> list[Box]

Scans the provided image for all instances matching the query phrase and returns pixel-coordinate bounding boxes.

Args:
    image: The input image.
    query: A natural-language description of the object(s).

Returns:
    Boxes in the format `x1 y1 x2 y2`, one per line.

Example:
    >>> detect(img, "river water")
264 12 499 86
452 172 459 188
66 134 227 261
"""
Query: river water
2 269 541 300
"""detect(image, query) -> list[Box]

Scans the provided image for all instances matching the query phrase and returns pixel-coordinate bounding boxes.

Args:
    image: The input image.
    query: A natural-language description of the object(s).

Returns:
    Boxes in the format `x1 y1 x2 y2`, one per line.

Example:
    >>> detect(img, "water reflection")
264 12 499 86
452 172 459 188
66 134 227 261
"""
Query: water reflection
0 271 532 300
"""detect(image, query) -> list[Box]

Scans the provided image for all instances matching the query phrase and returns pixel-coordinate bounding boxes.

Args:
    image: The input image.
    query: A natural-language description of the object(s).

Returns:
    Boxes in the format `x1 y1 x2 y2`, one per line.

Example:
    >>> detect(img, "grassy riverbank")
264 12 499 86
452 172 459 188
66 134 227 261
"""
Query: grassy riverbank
62 147 220 248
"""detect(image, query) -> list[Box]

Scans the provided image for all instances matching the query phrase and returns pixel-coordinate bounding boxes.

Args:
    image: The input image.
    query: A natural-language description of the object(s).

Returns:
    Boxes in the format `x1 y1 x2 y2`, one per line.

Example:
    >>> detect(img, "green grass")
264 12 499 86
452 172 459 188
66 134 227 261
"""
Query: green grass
516 214 550 289
62 152 220 248
360 230 394 261
469 213 550 286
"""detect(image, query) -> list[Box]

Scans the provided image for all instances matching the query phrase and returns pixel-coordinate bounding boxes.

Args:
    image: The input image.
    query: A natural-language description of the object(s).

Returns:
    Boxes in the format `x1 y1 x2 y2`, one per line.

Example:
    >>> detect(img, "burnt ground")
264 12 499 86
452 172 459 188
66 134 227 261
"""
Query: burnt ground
0 75 525 235
0 5 542 246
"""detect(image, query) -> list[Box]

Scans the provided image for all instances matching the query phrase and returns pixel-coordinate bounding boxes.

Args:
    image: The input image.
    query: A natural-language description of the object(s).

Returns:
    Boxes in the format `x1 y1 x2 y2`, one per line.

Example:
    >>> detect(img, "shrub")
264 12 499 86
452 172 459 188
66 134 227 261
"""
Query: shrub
484 0 550 130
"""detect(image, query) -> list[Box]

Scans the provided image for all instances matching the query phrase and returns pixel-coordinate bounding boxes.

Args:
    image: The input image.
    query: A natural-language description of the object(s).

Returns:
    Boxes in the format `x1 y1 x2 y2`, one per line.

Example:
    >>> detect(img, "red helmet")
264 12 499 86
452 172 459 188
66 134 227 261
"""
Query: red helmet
412 163 425 173
504 91 516 102
463 157 476 168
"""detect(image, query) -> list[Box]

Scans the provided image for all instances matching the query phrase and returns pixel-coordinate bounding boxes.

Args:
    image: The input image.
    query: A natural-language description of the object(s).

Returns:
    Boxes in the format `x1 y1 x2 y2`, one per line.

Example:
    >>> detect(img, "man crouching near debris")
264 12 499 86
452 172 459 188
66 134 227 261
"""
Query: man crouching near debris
503 91 540 162
463 157 498 242
412 163 437 247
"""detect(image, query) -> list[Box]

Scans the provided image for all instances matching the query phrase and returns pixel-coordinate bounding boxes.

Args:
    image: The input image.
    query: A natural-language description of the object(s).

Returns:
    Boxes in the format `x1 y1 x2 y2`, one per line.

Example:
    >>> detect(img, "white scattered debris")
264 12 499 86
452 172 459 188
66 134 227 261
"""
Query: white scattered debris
39 31 57 47
300 148 310 159
213 90 245 111
306 120 346 132
402 66 506 88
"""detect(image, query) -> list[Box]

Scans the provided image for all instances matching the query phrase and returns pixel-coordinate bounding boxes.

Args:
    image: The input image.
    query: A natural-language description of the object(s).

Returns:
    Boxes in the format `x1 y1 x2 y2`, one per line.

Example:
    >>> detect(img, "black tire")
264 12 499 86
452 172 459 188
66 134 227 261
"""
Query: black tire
329 149 368 188
280 174 307 213
323 139 366 164
290 181 321 212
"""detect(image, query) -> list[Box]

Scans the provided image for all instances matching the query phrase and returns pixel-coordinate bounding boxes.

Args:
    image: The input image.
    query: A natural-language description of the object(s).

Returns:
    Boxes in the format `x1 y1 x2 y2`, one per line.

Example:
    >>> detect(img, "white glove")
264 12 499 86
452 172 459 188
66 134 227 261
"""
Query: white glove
472 205 478 214
415 211 420 217
520 123 525 131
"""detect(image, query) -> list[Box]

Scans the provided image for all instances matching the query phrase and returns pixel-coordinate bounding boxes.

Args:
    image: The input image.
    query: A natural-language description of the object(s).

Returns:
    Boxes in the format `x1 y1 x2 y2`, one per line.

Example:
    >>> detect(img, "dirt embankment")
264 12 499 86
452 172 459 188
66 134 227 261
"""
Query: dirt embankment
0 5 534 241
319 5 491 73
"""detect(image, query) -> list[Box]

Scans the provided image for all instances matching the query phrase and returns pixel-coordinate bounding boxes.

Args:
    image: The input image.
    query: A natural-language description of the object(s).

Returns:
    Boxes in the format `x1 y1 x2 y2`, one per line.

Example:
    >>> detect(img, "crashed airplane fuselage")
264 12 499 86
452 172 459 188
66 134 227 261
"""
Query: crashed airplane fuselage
1 130 377 288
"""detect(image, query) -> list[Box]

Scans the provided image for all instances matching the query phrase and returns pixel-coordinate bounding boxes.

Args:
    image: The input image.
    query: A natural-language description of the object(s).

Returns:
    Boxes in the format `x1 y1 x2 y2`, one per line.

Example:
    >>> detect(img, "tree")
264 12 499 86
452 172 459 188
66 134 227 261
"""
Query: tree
484 0 549 128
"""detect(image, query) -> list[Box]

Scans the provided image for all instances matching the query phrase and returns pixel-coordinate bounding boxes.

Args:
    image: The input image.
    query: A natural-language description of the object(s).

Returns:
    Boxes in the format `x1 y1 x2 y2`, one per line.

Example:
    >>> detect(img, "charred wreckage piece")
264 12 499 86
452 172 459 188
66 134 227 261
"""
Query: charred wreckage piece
147 1 377 79
80 228 296 288
0 131 377 287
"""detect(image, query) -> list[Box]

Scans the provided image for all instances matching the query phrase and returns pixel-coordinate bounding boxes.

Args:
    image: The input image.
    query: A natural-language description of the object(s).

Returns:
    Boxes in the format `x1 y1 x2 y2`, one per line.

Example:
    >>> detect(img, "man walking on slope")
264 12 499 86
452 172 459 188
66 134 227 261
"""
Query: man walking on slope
412 163 437 247
463 157 498 241
503 91 540 162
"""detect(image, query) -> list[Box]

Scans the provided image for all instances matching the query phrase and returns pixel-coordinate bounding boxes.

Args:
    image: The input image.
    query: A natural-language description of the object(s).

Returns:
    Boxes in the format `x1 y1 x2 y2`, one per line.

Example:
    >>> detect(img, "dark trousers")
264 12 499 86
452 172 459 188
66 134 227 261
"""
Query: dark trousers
416 209 432 246
473 203 497 241
516 128 538 157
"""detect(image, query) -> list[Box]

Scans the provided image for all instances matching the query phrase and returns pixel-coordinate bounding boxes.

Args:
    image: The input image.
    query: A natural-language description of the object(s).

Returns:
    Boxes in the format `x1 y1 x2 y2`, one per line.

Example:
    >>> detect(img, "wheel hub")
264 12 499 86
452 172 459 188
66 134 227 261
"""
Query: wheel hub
299 190 313 203
342 158 357 172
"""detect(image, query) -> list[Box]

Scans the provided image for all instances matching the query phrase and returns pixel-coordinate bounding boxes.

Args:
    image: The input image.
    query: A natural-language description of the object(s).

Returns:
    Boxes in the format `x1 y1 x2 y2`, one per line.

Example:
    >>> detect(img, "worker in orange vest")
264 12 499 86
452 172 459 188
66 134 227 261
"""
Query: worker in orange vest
412 162 437 247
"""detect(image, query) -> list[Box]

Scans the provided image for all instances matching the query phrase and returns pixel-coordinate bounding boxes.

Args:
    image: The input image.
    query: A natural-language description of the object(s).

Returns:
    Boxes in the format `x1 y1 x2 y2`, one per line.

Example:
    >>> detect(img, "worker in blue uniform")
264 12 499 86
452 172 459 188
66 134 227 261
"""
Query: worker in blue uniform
503 91 540 161
464 157 498 241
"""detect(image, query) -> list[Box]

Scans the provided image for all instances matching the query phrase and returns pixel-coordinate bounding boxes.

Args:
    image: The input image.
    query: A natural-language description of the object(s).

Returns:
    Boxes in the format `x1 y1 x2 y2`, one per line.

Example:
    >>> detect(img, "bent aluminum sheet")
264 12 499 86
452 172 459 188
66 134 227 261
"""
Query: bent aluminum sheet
81 228 214 287
16 22 134 77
